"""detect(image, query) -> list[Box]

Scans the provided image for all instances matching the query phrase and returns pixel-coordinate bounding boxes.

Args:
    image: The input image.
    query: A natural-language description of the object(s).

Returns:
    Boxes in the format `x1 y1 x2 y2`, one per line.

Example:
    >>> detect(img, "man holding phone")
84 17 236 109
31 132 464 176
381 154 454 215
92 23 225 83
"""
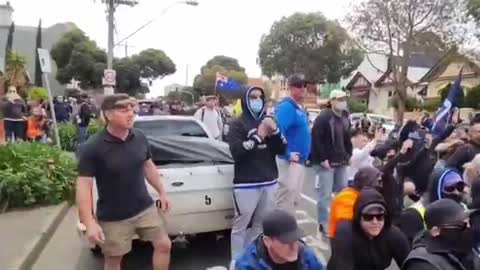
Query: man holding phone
76 94 171 270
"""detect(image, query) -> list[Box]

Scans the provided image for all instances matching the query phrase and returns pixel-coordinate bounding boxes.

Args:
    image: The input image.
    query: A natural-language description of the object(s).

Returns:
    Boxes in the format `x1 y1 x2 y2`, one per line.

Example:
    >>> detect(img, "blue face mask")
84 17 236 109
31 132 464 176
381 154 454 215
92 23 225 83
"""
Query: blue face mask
250 99 263 114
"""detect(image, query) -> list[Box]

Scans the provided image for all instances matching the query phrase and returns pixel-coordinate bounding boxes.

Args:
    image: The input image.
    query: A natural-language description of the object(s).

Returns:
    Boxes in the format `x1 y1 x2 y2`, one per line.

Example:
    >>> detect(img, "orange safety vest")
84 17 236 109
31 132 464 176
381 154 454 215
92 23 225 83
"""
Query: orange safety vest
329 187 360 237
26 117 45 139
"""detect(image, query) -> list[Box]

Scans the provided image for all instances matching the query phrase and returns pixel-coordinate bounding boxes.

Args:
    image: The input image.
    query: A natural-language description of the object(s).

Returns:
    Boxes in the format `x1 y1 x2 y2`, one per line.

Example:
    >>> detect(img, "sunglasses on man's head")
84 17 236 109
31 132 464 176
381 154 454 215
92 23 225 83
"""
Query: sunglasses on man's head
361 213 385 222
443 182 466 193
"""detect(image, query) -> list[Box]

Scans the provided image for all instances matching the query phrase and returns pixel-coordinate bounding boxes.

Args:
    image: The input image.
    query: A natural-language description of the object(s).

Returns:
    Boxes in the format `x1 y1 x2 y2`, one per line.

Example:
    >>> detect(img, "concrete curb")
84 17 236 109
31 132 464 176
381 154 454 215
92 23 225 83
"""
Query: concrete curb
11 202 70 270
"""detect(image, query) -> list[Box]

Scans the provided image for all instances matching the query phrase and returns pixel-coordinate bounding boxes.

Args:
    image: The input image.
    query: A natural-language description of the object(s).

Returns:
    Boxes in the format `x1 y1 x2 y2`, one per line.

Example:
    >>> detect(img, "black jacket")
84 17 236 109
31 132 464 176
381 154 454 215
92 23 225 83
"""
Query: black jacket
328 188 410 270
311 109 352 165
227 87 286 187
402 233 468 270
396 125 454 195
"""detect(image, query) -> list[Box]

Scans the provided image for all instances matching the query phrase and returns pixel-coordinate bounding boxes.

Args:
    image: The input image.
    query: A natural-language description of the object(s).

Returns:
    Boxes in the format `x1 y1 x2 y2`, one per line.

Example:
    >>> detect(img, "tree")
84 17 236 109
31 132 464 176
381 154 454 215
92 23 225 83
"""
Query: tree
6 50 27 89
465 84 480 109
34 19 43 87
51 28 176 96
468 0 480 22
193 55 248 96
258 12 363 83
132 49 176 79
4 22 14 72
51 28 106 89
347 0 458 123
439 83 466 108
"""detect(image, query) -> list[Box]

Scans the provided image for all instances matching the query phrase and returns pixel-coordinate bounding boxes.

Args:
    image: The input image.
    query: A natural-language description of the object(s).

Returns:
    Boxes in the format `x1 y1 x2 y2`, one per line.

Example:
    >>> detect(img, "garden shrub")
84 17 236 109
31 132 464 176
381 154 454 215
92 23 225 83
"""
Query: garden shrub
0 142 77 212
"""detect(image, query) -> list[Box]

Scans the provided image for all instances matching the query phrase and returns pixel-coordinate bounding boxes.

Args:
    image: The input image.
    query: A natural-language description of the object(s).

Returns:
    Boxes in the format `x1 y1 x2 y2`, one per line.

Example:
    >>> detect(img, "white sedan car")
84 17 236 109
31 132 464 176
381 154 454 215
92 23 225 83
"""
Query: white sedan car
77 115 235 249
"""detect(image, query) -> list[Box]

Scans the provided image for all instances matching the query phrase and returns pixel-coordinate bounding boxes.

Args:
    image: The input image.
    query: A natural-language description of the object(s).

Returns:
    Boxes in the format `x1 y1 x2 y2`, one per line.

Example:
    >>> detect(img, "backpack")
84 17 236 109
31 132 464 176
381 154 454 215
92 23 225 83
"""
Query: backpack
201 107 224 123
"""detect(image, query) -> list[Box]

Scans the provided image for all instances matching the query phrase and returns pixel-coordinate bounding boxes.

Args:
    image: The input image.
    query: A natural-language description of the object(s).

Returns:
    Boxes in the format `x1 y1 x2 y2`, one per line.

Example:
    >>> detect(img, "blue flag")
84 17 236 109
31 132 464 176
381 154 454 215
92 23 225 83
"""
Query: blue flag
216 73 242 91
431 69 463 137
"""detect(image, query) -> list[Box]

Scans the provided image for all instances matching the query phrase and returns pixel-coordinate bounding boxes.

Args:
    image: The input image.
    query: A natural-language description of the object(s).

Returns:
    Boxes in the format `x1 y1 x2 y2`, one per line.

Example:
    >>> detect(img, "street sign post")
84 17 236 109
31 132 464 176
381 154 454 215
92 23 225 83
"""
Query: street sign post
103 69 116 95
37 48 61 148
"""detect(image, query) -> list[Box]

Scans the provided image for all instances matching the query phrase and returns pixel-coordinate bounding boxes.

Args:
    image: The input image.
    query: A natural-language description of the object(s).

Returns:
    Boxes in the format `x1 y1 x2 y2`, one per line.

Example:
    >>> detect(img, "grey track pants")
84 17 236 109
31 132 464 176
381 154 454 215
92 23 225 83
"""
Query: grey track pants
230 184 276 259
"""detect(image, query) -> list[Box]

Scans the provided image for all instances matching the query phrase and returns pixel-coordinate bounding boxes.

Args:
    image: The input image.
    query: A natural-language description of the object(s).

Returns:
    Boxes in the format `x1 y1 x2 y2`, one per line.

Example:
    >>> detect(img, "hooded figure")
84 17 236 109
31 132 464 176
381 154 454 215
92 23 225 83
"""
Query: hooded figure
397 168 467 244
329 166 383 237
227 87 287 259
328 188 410 270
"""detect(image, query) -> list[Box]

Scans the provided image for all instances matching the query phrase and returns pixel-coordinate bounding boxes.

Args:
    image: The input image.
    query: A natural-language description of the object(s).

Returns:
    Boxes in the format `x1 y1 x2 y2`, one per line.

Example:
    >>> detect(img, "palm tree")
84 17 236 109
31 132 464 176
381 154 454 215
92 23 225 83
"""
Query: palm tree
6 50 28 89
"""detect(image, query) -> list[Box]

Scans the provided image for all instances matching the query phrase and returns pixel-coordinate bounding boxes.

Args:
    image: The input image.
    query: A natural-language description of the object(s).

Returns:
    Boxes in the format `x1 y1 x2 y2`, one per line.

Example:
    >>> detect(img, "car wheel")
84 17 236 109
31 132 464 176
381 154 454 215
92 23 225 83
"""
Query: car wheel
90 245 103 257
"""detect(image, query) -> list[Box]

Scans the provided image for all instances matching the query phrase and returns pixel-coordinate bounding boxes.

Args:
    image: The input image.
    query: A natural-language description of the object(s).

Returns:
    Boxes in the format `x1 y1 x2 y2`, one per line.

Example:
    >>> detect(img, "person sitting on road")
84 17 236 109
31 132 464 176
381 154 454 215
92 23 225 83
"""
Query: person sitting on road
227 87 287 260
234 209 325 270
329 166 383 238
397 167 468 244
402 199 476 270
328 188 410 270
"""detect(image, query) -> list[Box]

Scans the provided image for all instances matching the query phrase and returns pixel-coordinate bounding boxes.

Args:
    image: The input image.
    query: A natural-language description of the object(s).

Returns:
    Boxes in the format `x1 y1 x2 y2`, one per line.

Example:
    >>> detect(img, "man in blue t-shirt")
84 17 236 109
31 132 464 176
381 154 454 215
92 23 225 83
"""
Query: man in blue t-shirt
275 74 311 214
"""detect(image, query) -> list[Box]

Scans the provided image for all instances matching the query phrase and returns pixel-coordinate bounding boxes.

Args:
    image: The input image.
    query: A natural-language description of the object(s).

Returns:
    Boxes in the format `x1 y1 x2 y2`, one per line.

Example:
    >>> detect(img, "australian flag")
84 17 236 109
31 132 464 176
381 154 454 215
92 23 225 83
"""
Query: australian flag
431 68 463 137
215 72 242 91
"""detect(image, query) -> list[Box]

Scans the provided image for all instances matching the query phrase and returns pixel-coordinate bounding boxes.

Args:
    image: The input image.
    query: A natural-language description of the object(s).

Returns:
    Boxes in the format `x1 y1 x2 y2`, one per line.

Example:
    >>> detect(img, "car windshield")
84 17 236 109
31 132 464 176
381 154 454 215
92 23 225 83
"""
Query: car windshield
134 119 208 138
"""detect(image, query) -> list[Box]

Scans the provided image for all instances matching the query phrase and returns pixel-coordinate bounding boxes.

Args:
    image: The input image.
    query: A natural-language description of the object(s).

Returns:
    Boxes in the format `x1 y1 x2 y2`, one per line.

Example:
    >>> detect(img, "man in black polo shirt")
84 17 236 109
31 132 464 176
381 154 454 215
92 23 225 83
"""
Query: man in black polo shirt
76 94 171 270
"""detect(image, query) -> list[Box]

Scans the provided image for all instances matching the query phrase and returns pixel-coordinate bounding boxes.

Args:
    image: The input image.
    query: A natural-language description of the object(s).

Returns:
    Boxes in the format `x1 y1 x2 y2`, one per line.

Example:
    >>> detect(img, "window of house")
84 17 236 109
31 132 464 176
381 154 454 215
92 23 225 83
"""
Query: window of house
388 91 393 97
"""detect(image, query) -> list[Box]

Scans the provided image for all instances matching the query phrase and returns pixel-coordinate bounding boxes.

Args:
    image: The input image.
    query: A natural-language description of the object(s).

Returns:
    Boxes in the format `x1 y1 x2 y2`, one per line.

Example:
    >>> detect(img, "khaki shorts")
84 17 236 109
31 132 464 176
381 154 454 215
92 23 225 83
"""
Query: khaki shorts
99 205 167 256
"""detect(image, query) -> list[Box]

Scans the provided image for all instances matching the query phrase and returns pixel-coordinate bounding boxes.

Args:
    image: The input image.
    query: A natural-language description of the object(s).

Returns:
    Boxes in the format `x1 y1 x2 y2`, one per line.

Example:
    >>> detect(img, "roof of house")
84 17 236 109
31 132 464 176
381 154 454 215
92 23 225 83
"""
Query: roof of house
341 54 388 87
247 78 265 88
418 48 480 83
0 22 76 96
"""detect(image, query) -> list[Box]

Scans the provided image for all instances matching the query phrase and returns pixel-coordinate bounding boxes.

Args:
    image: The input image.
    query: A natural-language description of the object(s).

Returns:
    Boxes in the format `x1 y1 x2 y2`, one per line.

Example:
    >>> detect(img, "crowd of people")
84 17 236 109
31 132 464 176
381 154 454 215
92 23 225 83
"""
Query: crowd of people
73 73 480 270
0 86 98 144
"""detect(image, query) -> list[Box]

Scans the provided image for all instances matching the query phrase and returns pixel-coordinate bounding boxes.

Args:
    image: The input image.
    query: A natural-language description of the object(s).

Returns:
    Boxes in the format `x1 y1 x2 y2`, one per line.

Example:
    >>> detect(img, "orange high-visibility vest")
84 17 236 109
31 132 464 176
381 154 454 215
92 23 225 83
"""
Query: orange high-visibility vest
329 187 360 237
26 117 44 139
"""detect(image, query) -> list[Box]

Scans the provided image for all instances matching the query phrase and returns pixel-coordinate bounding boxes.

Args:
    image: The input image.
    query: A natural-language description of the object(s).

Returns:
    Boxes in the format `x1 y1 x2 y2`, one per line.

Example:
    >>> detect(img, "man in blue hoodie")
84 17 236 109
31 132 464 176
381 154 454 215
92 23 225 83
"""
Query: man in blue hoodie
275 74 311 214
228 87 287 259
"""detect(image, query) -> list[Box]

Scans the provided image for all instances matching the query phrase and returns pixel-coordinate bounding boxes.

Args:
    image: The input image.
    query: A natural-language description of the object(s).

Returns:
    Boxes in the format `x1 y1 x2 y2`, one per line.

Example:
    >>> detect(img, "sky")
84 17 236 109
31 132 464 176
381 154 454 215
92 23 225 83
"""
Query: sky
8 0 354 97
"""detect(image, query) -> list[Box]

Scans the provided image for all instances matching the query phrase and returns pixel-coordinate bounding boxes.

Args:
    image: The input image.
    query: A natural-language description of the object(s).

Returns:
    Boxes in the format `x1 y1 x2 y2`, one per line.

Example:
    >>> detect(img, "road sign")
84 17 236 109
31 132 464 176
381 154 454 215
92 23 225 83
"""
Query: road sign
103 69 116 86
37 48 52 73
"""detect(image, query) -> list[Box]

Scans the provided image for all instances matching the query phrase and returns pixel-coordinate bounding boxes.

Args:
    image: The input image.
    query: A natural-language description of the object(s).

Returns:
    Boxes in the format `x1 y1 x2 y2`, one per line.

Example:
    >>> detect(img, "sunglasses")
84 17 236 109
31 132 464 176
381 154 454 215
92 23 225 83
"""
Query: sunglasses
361 213 385 222
444 182 466 193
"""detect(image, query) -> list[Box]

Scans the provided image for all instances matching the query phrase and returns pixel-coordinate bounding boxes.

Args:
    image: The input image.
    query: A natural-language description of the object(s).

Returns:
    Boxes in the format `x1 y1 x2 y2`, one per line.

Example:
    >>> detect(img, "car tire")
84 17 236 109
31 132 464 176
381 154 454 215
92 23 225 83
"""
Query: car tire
90 245 103 257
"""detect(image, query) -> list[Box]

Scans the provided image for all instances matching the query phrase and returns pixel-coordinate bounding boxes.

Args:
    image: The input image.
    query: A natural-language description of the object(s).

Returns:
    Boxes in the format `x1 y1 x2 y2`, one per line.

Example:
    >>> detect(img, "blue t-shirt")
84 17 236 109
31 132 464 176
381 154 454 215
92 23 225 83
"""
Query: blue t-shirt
275 97 311 162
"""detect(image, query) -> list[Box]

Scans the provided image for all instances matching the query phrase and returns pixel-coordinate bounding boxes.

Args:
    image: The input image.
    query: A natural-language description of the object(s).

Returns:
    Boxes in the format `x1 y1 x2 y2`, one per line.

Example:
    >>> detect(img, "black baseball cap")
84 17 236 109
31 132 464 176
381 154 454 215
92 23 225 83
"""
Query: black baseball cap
263 209 305 243
288 74 306 88
424 199 475 229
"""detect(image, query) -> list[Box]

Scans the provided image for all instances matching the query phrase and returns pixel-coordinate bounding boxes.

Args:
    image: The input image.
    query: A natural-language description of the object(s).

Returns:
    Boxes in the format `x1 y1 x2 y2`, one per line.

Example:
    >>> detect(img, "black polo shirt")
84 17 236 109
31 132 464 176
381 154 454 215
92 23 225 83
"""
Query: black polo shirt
78 128 153 221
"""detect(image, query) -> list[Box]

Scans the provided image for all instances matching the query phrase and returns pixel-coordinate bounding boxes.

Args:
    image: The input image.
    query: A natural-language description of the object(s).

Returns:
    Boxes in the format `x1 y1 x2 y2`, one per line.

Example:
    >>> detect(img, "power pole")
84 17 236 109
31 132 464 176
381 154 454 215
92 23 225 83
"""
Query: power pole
101 0 138 95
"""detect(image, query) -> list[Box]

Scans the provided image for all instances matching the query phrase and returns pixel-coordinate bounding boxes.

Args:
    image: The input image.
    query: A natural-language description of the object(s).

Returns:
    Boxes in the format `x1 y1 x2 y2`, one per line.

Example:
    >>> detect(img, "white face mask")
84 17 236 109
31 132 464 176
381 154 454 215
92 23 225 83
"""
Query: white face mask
334 101 348 111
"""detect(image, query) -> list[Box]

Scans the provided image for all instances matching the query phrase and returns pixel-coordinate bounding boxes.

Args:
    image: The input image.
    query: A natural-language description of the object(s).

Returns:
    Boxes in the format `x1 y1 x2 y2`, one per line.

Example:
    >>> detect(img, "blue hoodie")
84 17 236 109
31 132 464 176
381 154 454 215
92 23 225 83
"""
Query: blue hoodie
275 97 311 162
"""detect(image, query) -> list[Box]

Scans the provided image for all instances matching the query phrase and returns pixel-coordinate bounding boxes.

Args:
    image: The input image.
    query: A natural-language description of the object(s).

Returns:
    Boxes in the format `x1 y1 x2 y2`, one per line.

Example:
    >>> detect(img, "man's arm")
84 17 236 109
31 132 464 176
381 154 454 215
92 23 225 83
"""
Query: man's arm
144 159 170 211
76 177 95 226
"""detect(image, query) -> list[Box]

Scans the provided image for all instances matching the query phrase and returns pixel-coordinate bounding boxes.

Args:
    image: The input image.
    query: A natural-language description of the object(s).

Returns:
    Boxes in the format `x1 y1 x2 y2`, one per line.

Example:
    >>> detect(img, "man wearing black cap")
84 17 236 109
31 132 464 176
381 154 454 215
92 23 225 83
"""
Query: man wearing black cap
234 209 324 270
275 74 311 214
402 199 475 270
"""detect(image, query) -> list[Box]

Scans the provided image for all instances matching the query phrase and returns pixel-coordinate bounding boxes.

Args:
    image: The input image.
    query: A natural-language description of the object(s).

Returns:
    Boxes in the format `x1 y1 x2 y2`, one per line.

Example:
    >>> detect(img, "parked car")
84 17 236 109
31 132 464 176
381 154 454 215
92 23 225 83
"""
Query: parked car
77 115 235 251
350 113 396 134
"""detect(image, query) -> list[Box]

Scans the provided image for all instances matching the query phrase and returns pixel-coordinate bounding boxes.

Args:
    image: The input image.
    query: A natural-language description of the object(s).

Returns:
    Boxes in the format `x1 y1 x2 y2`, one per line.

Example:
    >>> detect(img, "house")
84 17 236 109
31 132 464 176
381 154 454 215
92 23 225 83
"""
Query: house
342 53 433 115
0 1 76 96
417 49 480 100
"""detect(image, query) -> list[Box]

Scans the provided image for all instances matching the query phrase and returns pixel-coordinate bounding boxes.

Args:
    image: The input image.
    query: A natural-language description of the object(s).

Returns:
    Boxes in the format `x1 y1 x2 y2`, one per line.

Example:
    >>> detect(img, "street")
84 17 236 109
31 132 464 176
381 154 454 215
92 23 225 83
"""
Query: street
33 169 320 270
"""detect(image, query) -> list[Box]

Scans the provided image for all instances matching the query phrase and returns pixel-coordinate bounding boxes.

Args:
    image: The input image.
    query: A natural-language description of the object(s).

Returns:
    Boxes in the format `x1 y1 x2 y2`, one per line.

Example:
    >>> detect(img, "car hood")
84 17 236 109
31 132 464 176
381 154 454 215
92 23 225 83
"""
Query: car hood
147 136 234 164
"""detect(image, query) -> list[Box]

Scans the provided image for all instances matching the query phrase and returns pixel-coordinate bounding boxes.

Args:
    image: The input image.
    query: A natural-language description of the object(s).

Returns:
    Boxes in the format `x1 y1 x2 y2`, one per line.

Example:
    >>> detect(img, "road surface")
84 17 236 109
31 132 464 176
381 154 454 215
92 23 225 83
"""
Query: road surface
33 168 322 269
